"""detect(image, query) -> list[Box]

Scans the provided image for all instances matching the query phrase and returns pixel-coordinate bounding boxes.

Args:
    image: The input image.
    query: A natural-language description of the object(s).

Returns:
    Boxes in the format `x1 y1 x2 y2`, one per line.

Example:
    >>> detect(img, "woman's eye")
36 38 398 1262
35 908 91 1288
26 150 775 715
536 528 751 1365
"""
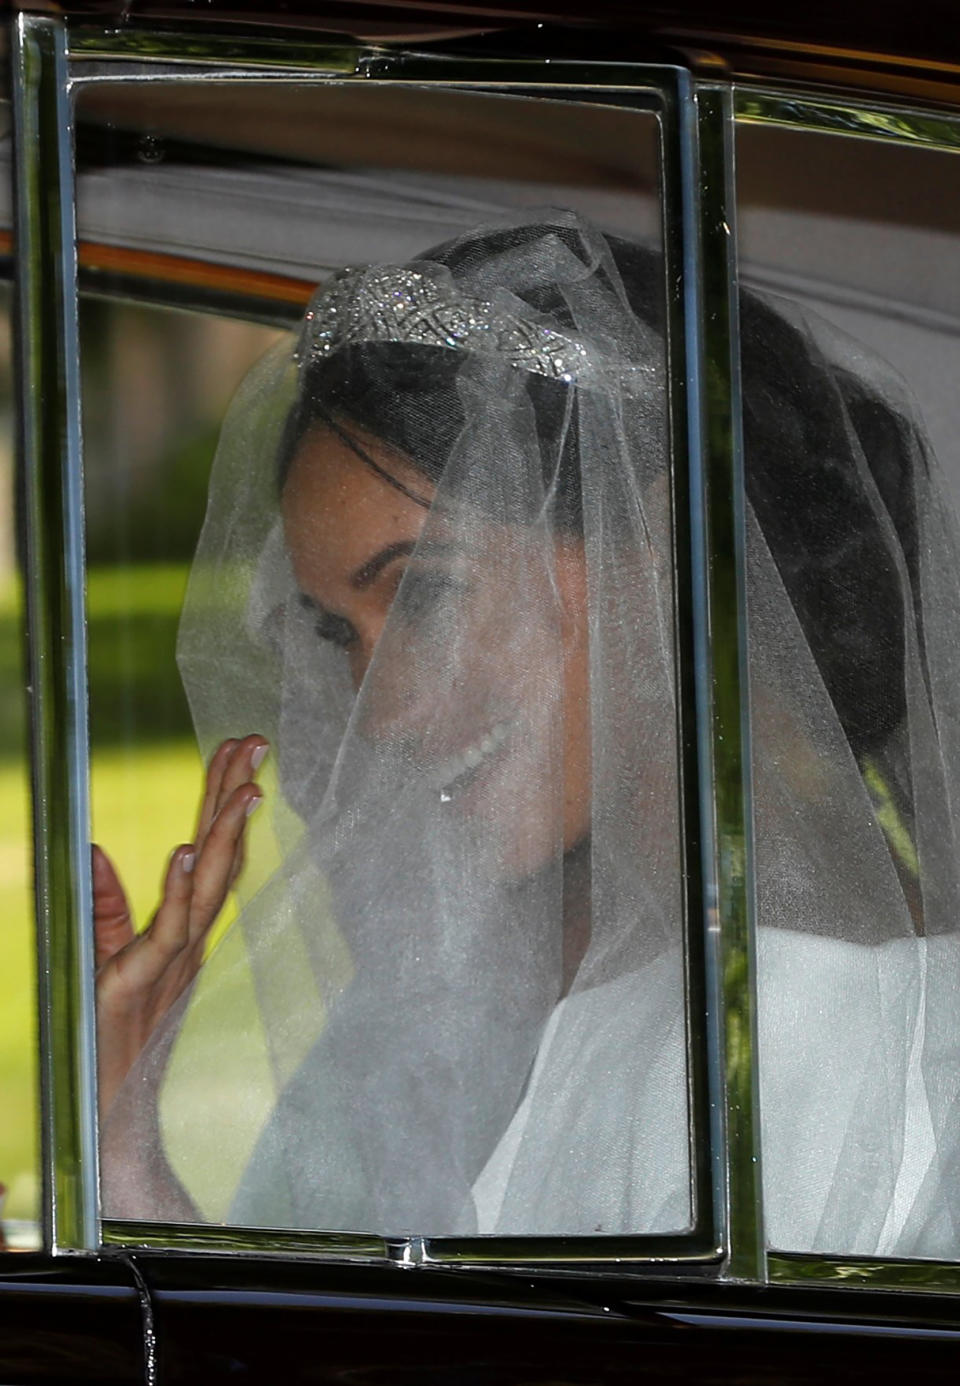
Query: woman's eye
313 612 358 652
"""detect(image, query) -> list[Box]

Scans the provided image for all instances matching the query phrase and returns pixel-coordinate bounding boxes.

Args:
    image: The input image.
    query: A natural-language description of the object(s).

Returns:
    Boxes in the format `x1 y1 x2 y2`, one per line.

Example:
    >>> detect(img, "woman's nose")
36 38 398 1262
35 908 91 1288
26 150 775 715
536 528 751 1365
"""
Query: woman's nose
347 638 377 693
340 599 395 690
351 630 435 746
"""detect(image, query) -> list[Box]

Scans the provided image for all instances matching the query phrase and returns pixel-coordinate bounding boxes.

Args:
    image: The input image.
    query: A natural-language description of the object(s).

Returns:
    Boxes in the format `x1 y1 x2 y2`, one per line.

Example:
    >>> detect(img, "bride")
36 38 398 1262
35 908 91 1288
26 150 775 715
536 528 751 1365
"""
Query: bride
94 213 960 1255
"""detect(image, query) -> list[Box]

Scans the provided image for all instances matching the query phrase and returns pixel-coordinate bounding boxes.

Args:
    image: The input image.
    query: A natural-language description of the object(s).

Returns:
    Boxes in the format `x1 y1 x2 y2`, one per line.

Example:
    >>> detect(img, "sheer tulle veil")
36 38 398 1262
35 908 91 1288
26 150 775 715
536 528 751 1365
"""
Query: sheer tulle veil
103 212 960 1255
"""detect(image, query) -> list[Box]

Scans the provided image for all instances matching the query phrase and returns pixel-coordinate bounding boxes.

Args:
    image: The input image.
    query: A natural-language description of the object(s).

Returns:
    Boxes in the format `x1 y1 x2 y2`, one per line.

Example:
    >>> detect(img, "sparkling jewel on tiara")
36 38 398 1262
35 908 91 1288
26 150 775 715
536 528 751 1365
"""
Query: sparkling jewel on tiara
296 264 650 386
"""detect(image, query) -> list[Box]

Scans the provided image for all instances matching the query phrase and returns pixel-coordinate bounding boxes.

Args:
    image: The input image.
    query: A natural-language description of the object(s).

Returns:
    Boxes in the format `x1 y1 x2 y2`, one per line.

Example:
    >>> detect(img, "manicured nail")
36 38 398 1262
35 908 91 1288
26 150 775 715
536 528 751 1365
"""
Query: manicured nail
181 850 196 874
245 795 262 818
251 743 269 771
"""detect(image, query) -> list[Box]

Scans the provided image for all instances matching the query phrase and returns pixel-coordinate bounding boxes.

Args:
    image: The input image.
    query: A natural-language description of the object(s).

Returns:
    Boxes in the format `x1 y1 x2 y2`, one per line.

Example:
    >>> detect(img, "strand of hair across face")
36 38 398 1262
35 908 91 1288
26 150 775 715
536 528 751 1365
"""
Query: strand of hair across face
311 401 433 510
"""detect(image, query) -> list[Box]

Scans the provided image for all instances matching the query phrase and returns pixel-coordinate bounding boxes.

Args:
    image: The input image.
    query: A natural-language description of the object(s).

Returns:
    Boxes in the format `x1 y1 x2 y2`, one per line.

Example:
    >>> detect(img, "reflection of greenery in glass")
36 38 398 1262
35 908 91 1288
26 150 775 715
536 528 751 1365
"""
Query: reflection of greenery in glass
86 560 294 1221
80 301 281 1223
0 454 268 1229
87 564 193 746
736 92 960 152
0 571 35 1226
0 298 278 1233
0 273 34 1238
0 566 210 1226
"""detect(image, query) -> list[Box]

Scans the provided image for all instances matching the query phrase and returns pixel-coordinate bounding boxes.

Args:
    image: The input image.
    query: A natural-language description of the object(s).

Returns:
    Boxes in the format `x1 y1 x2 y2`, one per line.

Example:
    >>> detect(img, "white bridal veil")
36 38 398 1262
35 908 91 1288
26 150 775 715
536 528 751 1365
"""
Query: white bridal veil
104 212 960 1255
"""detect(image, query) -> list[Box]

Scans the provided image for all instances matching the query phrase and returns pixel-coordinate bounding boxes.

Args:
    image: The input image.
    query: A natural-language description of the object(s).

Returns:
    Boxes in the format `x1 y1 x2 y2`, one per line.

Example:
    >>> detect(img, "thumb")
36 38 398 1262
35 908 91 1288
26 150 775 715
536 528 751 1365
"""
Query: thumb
92 845 134 968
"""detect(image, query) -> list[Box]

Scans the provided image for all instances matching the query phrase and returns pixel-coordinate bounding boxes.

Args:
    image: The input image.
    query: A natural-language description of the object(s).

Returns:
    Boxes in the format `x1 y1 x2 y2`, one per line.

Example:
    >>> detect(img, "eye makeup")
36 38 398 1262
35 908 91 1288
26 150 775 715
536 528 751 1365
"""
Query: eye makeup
299 593 358 652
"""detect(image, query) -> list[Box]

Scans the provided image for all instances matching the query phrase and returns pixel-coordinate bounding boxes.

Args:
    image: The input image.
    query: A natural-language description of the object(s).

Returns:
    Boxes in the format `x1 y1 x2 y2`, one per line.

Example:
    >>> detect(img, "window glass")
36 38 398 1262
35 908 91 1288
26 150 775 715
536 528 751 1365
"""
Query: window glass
77 79 689 1244
737 120 960 1259
0 103 40 1249
80 295 280 1218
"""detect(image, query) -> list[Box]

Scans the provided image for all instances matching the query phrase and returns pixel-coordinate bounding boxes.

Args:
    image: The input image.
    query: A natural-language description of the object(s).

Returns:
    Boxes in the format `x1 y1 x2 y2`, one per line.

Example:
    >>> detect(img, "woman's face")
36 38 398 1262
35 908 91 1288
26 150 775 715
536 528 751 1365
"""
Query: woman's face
281 421 592 879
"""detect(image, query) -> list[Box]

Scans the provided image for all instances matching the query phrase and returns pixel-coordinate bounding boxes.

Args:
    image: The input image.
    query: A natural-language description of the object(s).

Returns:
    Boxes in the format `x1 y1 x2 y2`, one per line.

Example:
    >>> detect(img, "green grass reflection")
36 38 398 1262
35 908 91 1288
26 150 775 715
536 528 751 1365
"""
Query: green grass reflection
0 563 206 1225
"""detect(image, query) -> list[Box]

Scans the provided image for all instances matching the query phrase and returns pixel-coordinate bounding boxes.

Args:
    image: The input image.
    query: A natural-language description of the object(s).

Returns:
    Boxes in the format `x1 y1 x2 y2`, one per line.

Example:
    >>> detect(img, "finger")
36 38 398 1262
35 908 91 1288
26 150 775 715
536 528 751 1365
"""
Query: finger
196 736 267 852
212 735 268 821
92 845 135 968
227 833 247 892
194 738 239 848
140 844 197 967
190 785 262 942
100 845 196 1005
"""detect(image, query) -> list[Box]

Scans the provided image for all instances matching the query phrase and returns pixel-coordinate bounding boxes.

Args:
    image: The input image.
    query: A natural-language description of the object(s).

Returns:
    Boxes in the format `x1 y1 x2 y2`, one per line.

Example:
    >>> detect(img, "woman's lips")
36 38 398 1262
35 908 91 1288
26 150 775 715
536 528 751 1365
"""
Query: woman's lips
429 719 518 801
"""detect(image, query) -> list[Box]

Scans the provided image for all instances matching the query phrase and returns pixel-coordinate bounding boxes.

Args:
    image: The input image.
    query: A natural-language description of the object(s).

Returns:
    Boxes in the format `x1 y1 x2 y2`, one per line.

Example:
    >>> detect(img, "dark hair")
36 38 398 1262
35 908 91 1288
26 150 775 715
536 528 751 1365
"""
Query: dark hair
739 291 924 757
279 222 922 759
277 224 666 534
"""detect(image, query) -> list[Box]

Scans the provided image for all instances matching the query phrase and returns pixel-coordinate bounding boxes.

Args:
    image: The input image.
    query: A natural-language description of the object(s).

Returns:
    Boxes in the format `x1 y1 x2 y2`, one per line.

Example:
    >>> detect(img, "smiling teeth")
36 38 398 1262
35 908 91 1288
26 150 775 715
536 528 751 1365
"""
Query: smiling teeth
433 720 515 797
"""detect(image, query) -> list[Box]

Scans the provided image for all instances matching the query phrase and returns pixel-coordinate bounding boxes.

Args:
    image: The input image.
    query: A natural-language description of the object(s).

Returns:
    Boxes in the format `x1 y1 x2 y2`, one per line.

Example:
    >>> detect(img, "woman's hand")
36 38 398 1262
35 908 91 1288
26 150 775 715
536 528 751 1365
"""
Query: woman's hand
94 734 268 1121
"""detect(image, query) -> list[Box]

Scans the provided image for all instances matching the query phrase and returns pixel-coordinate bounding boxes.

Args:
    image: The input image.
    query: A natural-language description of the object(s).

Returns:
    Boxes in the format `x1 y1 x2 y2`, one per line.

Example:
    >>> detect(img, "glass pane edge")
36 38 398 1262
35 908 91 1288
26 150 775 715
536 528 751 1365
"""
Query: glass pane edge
12 8 99 1256
733 84 960 152
685 78 764 1279
103 1218 388 1261
769 1252 960 1294
103 1219 723 1270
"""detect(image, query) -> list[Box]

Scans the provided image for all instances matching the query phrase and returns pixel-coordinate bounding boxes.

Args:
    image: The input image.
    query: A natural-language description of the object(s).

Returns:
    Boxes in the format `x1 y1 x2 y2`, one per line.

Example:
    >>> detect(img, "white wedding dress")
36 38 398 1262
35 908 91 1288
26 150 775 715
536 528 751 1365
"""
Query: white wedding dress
471 928 956 1255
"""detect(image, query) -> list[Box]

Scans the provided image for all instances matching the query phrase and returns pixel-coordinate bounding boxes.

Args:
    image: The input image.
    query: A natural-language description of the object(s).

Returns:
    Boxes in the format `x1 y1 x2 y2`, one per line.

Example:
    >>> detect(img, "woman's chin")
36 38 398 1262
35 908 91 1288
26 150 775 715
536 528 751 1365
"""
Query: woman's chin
445 769 566 883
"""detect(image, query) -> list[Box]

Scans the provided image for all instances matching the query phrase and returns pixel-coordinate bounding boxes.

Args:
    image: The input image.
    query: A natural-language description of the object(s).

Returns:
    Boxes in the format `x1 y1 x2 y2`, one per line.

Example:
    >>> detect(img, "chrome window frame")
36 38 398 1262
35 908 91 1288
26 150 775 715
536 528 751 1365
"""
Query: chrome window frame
733 81 960 1296
12 12 98 1256
13 10 754 1277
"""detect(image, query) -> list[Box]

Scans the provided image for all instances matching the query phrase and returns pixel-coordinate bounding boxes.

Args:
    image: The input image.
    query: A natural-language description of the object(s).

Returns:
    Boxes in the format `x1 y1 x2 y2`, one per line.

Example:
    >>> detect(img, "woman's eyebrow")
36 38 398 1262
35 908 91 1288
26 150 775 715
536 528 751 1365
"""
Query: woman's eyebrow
350 540 416 590
349 538 456 590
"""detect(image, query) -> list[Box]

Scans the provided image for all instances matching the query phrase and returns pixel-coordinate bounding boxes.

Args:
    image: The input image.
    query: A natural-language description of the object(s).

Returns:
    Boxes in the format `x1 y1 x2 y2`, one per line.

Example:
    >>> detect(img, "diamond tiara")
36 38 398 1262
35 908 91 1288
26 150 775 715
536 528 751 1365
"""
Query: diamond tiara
297 264 652 387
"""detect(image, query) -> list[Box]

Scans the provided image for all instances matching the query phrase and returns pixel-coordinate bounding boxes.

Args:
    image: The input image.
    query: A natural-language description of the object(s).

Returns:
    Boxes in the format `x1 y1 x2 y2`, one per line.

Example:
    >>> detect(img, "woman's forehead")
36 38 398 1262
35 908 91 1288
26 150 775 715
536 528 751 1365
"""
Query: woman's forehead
281 428 432 583
296 418 433 500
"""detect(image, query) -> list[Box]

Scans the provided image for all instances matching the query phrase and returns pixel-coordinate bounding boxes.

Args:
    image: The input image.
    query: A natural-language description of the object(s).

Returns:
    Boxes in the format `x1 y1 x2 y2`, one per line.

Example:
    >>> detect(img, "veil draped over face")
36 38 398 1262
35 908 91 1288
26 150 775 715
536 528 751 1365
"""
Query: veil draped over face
105 213 960 1255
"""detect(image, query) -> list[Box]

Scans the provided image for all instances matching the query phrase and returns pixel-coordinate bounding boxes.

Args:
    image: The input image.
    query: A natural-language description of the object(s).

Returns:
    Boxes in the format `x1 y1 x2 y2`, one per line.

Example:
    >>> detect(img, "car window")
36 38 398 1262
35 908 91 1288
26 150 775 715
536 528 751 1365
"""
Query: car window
74 77 702 1255
737 111 960 1266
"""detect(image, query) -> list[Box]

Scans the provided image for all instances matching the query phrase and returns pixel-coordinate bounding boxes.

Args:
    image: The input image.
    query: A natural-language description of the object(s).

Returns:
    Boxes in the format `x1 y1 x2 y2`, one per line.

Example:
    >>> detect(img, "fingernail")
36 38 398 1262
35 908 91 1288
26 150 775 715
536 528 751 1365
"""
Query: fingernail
181 850 196 874
245 795 262 818
251 743 269 771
